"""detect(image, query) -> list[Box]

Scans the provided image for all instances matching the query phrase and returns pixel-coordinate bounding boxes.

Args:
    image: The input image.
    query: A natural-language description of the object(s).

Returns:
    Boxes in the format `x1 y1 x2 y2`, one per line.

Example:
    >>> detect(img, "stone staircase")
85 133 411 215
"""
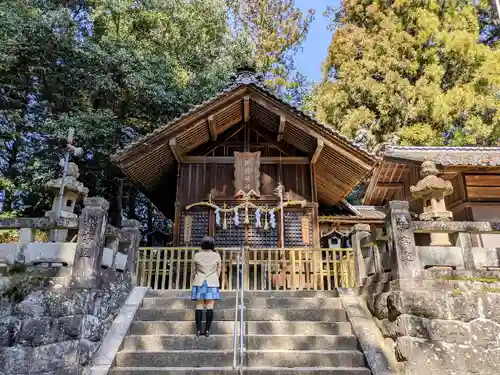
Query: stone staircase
109 290 372 374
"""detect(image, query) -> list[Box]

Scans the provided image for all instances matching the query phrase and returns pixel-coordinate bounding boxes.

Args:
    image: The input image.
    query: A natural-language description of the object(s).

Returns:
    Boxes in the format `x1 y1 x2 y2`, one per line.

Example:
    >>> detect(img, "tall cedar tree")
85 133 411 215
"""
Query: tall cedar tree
311 0 500 149
228 0 315 104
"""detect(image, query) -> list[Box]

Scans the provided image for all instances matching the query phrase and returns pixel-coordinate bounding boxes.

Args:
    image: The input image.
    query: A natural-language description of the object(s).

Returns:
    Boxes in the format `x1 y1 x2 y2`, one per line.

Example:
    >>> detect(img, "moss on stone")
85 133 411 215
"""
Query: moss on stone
481 286 500 293
1 266 44 303
439 275 500 284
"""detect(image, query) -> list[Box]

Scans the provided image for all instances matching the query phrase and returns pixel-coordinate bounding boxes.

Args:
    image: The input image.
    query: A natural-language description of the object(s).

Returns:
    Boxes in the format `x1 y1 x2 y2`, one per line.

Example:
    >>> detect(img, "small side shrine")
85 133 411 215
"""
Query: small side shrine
364 145 500 247
111 68 377 248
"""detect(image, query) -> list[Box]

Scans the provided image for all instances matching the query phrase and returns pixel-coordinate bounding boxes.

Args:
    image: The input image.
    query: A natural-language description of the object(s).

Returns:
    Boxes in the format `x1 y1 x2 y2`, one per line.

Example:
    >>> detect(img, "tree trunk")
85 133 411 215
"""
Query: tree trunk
108 178 123 226
127 185 137 220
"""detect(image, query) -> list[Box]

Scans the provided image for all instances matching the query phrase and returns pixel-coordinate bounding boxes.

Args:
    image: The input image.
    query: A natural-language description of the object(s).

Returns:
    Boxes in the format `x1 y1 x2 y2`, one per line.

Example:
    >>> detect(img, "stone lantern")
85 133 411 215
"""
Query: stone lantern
410 160 454 246
44 162 89 241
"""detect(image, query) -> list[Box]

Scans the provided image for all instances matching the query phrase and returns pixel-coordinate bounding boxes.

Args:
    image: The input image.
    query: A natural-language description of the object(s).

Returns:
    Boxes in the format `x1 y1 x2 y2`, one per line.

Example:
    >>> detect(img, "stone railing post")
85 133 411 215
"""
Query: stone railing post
121 219 141 285
17 227 35 263
457 232 474 270
372 227 385 275
351 224 370 286
71 197 109 289
386 201 421 279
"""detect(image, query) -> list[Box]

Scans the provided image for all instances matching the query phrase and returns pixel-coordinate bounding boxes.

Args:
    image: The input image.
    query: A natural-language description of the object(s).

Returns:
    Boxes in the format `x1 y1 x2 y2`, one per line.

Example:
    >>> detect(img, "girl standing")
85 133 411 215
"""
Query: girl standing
191 236 222 337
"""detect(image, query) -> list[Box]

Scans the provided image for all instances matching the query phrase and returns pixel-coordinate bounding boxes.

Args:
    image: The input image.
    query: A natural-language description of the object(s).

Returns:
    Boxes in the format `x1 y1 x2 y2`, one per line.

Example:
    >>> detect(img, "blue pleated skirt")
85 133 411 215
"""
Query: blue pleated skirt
191 280 220 301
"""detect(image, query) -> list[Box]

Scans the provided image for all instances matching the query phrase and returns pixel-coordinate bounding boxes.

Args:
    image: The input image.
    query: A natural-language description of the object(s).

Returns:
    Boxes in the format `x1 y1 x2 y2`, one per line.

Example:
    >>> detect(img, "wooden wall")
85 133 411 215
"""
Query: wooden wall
178 162 312 206
174 161 317 248
464 174 500 201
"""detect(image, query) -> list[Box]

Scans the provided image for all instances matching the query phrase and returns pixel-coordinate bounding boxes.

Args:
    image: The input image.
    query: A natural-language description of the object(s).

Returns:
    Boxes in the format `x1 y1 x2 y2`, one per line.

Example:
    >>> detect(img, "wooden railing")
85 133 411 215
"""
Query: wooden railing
135 247 355 291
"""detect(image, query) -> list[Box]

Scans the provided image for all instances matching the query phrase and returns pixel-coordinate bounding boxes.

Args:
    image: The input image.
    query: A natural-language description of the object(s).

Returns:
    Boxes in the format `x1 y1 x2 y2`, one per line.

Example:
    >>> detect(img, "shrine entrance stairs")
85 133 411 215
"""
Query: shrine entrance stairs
109 290 371 375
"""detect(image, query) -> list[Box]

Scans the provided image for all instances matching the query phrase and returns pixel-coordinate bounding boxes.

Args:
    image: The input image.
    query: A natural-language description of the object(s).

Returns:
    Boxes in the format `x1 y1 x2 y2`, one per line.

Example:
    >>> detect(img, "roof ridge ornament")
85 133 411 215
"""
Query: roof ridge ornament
231 65 264 85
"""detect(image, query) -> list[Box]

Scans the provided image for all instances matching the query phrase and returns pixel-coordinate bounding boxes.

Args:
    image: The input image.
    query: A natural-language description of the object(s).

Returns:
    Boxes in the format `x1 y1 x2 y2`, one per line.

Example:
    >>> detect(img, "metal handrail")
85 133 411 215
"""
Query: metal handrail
232 245 245 373
232 248 241 369
239 247 245 374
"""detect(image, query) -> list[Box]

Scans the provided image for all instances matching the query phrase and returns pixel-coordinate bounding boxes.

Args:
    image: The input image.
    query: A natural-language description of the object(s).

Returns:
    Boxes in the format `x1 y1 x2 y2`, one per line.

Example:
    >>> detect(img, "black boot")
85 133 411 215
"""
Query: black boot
204 309 214 337
195 309 203 336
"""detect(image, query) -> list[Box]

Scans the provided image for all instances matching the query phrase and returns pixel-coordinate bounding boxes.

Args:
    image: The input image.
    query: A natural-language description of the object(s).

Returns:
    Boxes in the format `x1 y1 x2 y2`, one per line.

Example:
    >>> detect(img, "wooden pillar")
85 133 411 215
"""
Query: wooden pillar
208 207 215 237
278 210 284 248
173 163 183 246
310 163 318 203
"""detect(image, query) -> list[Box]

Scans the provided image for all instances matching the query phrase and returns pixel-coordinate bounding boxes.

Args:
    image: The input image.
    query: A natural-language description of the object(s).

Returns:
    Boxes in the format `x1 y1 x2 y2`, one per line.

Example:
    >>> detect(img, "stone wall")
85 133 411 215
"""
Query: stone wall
0 197 141 375
370 274 500 375
0 273 130 375
352 200 500 375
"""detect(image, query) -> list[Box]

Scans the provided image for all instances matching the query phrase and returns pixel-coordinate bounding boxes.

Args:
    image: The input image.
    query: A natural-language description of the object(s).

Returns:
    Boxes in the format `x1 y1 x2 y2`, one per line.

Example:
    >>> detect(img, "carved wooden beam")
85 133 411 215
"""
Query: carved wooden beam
184 156 309 164
311 139 324 164
208 115 217 141
169 138 183 163
277 115 286 142
244 96 250 123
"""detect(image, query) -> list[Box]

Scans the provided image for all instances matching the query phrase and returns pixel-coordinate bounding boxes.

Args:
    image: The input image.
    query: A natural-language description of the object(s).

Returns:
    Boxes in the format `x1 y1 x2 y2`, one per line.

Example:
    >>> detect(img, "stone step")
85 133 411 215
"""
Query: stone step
122 334 360 351
129 321 354 336
109 367 371 375
141 297 343 310
115 349 366 368
134 308 347 322
145 290 340 298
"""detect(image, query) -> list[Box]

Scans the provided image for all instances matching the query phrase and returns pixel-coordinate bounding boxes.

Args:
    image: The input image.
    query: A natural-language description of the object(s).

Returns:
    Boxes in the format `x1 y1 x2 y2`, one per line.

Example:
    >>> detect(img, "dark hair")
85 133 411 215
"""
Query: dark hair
201 236 215 250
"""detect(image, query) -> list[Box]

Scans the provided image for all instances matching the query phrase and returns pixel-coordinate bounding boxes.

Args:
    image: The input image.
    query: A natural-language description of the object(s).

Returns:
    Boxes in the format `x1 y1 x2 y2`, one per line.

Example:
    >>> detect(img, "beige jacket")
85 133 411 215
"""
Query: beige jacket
192 250 222 287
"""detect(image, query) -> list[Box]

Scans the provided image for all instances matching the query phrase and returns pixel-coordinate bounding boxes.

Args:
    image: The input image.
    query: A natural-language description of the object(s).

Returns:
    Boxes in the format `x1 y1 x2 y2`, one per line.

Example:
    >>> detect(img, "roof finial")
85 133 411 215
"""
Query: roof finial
231 63 263 85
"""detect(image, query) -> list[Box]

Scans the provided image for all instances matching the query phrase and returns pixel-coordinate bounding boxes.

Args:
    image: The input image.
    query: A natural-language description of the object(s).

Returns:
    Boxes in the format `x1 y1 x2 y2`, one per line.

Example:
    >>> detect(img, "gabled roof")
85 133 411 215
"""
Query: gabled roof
363 145 500 205
111 68 377 213
383 146 500 167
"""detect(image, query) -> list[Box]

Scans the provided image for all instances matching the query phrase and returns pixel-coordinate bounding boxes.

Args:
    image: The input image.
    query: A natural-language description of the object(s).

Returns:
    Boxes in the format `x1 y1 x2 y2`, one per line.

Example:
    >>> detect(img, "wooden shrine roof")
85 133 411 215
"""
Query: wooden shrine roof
363 146 500 205
111 69 377 210
383 146 500 167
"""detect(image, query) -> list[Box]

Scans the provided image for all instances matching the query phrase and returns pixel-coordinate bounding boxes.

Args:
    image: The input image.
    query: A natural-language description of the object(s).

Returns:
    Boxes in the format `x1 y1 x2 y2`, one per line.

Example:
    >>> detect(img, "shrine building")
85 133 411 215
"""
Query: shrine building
110 68 500 291
111 68 377 250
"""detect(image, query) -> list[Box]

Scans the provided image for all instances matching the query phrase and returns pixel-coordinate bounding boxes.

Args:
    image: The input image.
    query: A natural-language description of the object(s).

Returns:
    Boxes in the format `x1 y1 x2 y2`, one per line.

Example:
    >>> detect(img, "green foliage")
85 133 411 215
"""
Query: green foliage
0 0 243 226
0 211 20 244
0 0 314 231
311 0 500 149
228 0 315 102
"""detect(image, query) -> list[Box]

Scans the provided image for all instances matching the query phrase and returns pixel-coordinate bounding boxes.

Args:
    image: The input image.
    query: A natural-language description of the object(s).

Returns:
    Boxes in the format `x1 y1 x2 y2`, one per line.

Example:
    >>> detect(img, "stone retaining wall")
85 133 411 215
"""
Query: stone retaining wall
0 197 141 375
0 273 130 375
350 198 500 374
370 281 500 375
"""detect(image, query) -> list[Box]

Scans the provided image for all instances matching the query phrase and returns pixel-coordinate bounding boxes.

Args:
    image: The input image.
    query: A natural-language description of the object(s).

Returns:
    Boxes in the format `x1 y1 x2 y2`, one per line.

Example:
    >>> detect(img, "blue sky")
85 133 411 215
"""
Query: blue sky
294 0 338 83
